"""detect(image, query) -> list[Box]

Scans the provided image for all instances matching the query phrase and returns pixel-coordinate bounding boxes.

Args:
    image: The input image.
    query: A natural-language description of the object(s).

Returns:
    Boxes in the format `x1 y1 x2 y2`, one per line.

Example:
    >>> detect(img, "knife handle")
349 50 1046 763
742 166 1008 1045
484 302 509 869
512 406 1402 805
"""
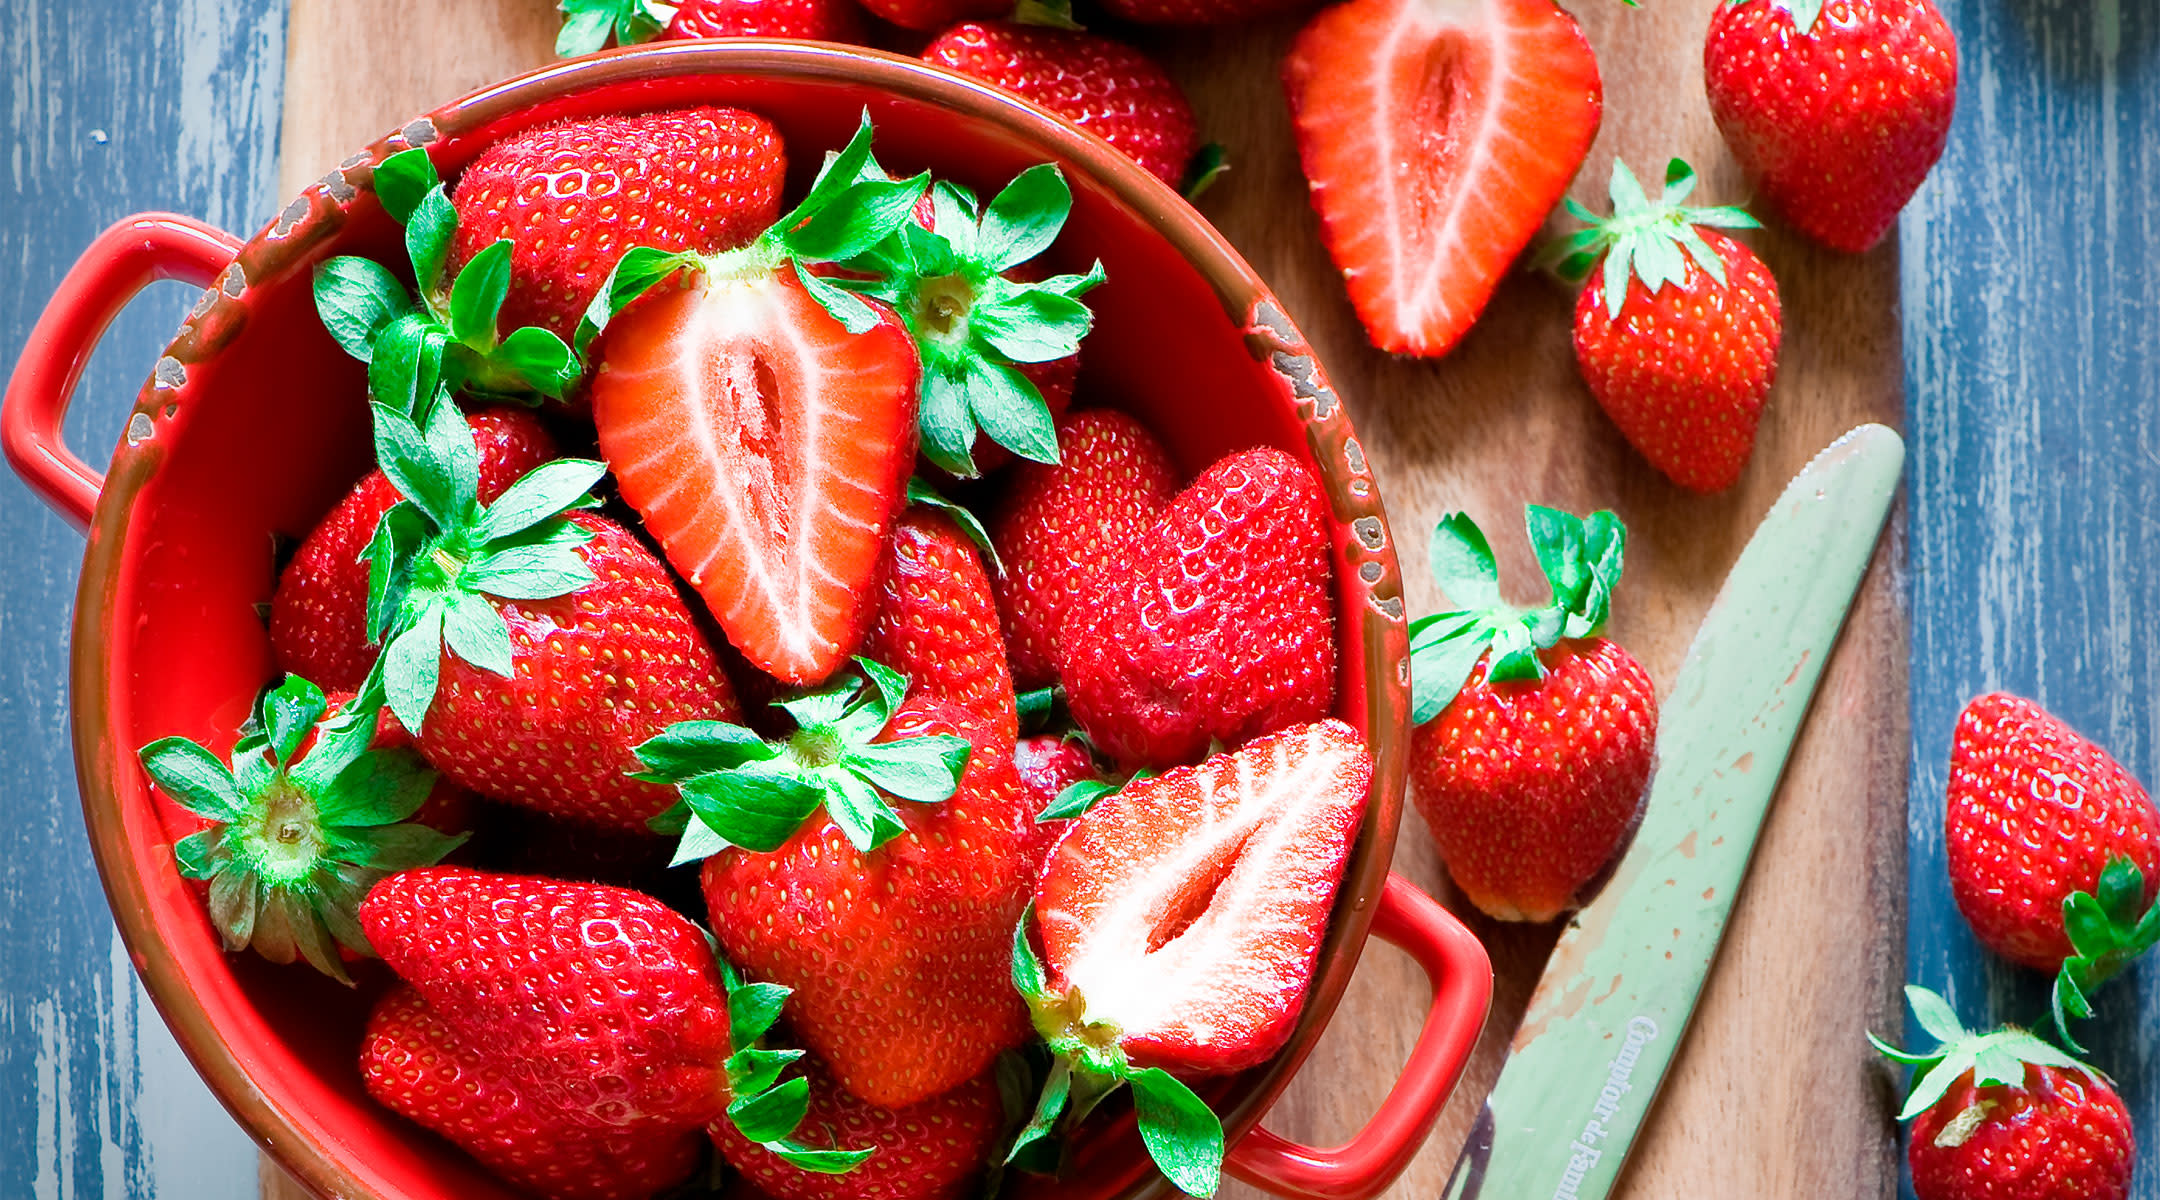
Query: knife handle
1225 873 1493 1200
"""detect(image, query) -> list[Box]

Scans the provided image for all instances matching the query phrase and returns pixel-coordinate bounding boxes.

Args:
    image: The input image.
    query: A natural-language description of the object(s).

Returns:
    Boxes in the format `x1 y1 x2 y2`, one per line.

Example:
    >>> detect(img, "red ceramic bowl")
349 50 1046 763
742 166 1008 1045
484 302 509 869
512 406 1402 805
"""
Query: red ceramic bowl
4 43 1490 1200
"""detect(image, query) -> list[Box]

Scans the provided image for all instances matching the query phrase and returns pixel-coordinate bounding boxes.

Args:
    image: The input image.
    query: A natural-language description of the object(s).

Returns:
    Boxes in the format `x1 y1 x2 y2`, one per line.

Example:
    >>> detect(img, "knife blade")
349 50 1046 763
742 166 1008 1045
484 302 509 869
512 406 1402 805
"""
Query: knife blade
1441 423 1904 1200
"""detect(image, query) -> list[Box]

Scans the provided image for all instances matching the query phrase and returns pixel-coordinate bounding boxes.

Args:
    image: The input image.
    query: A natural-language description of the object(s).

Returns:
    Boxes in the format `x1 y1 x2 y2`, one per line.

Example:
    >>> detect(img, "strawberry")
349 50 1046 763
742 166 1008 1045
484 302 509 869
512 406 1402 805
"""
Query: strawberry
1012 733 1105 869
1012 719 1373 1198
855 0 1005 34
1283 0 1602 357
1057 446 1336 771
1406 507 1656 922
269 406 557 692
448 106 786 343
1704 0 1958 253
1945 693 2160 972
554 0 865 50
989 409 1178 690
362 868 867 1182
863 503 1019 752
635 663 1034 1110
361 984 708 1200
1872 985 2134 1200
135 677 468 984
710 1053 1002 1200
585 119 929 685
920 23 1200 188
1094 0 1306 26
360 399 741 833
839 160 1105 481
1547 158 1781 493
362 866 734 1130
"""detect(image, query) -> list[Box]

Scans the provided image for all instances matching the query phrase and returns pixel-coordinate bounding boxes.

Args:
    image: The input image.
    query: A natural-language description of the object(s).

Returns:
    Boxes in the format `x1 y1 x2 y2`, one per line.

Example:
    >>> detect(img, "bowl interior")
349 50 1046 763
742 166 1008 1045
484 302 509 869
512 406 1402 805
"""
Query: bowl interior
76 45 1407 1200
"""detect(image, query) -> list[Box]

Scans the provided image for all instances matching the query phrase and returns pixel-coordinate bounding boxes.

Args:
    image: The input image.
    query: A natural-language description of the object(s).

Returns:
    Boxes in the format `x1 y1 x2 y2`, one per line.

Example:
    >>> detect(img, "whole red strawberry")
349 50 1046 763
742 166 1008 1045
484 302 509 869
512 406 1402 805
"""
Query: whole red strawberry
1057 446 1336 771
922 23 1200 187
990 409 1178 690
1407 507 1656 922
449 106 786 342
1284 0 1601 356
1013 720 1372 1198
363 403 740 833
270 406 556 692
361 985 707 1200
1946 693 2160 972
668 0 867 40
640 672 1034 1110
1873 985 2134 1200
710 1053 1002 1200
863 505 1018 752
1704 0 1957 252
1554 158 1782 493
362 866 734 1132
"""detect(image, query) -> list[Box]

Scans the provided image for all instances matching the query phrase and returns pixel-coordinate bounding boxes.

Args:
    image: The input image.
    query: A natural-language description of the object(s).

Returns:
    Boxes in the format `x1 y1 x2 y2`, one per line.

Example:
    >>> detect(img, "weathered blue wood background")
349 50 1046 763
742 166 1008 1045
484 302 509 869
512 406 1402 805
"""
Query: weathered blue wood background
4 0 2156 1193
1902 0 2160 1190
1 0 284 1194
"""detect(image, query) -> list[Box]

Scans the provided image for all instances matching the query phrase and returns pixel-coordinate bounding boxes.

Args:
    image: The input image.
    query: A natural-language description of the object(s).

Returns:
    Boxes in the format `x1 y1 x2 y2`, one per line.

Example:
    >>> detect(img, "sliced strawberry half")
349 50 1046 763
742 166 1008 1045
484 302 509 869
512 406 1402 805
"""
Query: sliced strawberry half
1283 0 1603 357
592 267 919 685
1031 719 1372 1074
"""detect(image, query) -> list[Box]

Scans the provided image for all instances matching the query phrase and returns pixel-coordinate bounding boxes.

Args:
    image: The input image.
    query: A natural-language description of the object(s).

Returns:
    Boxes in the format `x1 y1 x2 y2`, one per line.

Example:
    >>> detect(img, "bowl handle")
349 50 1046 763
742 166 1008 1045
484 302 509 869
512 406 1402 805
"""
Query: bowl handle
3 213 244 532
1224 872 1493 1200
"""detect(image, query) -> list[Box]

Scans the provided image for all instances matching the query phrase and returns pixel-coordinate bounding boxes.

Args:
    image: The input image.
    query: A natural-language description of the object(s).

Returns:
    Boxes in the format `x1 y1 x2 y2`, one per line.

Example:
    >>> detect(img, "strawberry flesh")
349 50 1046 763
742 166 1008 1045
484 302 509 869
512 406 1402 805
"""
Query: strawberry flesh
1284 0 1602 356
592 267 920 686
1036 719 1371 1072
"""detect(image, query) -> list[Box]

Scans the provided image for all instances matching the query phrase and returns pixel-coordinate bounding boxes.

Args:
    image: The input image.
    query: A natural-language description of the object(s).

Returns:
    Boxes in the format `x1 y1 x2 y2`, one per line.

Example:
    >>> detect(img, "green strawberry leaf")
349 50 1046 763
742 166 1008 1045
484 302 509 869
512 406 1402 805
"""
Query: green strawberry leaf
138 738 245 821
449 240 515 348
373 147 441 225
491 326 579 399
728 1076 812 1143
1010 905 1048 999
844 734 972 804
1525 505 1589 611
174 829 219 880
972 284 1093 364
1906 984 1970 1045
633 721 780 782
917 365 983 477
795 259 881 335
382 604 447 734
1016 685 1061 731
1428 512 1503 610
960 356 1060 467
405 188 458 313
1037 777 1119 822
371 402 460 529
823 769 908 853
1005 1056 1073 1166
905 477 1001 572
363 501 429 645
1786 0 1826 34
680 768 832 853
313 257 414 361
262 675 330 766
976 164 1070 273
574 246 702 357
462 539 597 601
366 313 449 420
1183 143 1230 200
729 982 794 1054
440 591 514 677
555 0 677 56
473 459 609 543
1129 1068 1224 1198
1406 616 1493 725
767 1141 876 1174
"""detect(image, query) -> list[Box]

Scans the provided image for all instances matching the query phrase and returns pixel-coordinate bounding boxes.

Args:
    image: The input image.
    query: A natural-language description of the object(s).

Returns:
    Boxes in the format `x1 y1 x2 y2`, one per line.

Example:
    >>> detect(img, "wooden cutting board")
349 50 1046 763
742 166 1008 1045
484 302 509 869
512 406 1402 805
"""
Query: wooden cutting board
266 0 1907 1195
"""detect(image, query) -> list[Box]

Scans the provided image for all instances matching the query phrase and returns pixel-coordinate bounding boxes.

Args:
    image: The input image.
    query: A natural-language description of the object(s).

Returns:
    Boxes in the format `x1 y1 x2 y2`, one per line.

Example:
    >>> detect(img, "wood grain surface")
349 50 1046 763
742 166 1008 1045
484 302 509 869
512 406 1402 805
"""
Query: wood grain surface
263 0 1910 1196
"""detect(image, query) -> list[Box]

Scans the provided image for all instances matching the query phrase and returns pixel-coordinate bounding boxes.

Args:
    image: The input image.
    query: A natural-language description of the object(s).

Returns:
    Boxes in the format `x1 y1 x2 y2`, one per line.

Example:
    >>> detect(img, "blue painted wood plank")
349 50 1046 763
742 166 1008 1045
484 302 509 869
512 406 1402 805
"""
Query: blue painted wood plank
1903 0 2160 1189
2 0 286 1195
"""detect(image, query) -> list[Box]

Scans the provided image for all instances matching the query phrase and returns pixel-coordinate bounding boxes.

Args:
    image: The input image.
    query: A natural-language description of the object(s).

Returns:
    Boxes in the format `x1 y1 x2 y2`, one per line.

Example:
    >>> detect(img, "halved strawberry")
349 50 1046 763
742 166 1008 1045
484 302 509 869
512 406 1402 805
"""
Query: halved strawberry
592 270 919 685
586 118 929 686
1008 720 1372 1198
1283 0 1603 356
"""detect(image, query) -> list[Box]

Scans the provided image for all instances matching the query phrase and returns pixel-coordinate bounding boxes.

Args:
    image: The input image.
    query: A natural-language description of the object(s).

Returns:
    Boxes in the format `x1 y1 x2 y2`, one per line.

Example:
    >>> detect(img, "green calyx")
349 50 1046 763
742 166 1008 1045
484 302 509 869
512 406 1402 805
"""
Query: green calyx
364 397 608 735
2050 855 2160 1052
840 167 1106 478
636 658 974 865
714 954 875 1173
1408 505 1627 725
1036 766 1152 823
1538 157 1761 320
137 676 467 985
313 147 580 412
1869 985 2100 1137
555 0 678 56
1004 908 1224 1198
573 111 932 360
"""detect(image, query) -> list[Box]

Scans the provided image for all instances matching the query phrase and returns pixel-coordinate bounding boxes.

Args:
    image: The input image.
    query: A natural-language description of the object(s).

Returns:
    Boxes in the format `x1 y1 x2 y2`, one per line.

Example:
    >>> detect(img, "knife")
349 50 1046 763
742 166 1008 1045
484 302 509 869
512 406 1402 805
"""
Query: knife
1440 423 1904 1200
